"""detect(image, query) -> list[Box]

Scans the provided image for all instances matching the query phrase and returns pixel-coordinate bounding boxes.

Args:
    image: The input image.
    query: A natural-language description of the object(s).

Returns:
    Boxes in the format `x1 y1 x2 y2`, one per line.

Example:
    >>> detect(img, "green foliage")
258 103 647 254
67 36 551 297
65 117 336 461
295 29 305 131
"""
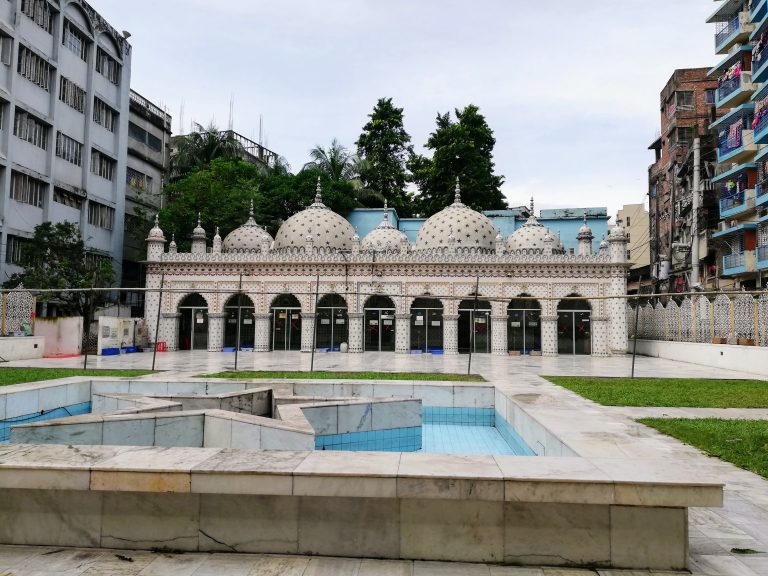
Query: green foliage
357 98 415 216
3 221 114 317
545 376 768 408
0 367 154 387
302 138 362 182
639 418 768 479
170 123 247 178
410 105 506 216
202 370 486 381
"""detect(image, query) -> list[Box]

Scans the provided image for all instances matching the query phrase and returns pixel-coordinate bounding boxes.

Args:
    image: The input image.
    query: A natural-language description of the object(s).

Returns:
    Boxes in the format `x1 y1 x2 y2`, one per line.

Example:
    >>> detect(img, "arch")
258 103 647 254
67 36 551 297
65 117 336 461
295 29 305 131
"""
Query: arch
270 294 302 351
177 293 209 351
364 295 396 352
365 294 396 309
458 299 492 354
96 32 122 61
271 293 301 309
318 293 347 308
316 293 349 351
410 298 444 353
557 295 592 355
508 294 541 354
223 294 257 349
64 1 94 36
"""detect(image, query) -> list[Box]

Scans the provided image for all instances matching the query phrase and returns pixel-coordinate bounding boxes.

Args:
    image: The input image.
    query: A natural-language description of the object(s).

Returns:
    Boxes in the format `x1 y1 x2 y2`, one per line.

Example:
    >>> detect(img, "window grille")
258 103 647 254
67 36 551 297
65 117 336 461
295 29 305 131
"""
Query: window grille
17 46 51 91
59 76 85 113
93 98 117 132
13 109 48 149
90 149 115 181
95 47 120 84
55 131 83 166
62 20 88 61
10 171 45 208
88 202 115 230
21 0 53 34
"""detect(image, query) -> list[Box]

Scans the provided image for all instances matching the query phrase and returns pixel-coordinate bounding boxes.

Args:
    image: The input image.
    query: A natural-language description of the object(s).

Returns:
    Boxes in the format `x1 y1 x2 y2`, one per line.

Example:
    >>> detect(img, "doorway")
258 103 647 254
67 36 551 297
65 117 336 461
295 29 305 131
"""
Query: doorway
410 298 443 353
364 295 396 352
508 297 541 354
224 294 255 349
458 299 492 354
315 294 348 351
271 294 302 351
178 294 208 351
557 297 592 355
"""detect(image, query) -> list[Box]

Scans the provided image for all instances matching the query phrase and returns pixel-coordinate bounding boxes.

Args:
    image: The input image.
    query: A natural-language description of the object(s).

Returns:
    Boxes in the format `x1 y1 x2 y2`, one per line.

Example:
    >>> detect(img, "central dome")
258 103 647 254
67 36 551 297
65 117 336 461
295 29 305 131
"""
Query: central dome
415 180 498 252
273 180 356 252
223 202 274 253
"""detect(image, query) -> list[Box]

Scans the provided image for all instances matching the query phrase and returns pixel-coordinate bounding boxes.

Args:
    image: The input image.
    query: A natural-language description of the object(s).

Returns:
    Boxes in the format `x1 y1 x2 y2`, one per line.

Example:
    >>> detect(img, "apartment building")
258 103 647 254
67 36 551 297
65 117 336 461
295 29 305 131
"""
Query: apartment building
648 68 721 292
707 0 768 289
0 0 131 284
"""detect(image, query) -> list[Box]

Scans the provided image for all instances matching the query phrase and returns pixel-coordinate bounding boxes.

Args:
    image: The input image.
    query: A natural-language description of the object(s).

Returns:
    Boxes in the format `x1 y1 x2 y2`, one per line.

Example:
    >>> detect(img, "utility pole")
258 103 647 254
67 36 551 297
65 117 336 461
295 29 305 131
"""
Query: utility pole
690 138 701 287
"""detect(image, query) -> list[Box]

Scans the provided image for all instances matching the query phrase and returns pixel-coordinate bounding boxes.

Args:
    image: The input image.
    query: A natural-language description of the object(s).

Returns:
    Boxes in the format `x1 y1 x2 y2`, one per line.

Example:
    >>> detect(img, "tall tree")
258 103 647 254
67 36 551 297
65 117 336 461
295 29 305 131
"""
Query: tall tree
302 139 361 182
170 122 245 178
410 105 506 216
356 98 415 216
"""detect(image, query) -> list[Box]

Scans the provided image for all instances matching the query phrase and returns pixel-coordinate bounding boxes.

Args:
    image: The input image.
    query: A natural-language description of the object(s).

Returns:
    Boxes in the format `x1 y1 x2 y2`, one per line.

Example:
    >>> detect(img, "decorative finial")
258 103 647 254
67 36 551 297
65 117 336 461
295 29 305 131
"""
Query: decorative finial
197 212 201 227
583 214 587 225
154 214 160 228
530 197 534 214
249 199 254 217
315 177 322 204
215 226 220 236
383 200 389 223
454 177 462 204
172 233 175 242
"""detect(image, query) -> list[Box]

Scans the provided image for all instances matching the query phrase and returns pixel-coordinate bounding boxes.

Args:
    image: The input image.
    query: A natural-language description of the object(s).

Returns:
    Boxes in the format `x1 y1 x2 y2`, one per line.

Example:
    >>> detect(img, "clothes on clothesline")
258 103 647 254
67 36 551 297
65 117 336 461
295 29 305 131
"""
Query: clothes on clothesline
719 62 742 86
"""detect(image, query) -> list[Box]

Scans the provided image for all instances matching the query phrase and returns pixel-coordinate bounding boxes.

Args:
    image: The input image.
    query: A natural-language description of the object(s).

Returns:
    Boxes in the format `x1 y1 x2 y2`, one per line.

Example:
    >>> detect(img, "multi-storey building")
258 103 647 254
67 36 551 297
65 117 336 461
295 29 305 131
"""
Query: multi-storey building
0 0 131 285
707 0 768 289
648 68 720 292
122 89 171 313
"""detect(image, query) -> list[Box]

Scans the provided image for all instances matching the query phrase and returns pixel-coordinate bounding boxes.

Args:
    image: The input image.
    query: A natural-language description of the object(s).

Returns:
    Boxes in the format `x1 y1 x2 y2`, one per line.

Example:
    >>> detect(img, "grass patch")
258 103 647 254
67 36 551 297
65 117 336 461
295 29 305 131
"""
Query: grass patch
0 367 154 387
638 418 768 480
544 376 768 408
202 370 486 382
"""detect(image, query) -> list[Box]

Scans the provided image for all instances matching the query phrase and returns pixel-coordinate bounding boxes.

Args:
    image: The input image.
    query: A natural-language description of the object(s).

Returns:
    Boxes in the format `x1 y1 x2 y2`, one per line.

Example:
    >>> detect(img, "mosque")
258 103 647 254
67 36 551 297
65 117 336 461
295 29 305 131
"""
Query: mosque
144 180 629 357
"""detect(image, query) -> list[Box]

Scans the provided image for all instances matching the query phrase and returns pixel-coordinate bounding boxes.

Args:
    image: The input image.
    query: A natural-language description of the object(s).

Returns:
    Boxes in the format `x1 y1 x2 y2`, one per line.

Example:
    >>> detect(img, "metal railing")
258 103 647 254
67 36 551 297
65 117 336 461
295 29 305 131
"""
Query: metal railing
719 124 744 156
754 43 768 73
717 75 742 102
758 245 768 262
724 251 746 270
716 14 741 47
129 90 171 128
720 191 746 212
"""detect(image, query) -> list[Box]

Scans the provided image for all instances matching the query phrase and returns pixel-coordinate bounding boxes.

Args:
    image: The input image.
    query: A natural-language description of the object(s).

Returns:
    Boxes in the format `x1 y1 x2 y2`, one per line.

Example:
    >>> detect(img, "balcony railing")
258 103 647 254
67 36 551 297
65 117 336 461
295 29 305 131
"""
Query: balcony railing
754 43 768 72
721 191 746 212
716 14 741 47
718 75 743 102
719 124 744 156
724 251 746 269
755 109 768 135
758 245 768 262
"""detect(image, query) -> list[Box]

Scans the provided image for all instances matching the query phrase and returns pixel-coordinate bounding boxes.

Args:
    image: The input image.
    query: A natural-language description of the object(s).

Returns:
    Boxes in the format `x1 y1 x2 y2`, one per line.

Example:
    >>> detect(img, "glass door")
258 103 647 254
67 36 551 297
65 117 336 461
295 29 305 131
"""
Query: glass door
557 311 574 355
364 309 396 351
315 305 348 351
192 308 208 350
473 310 491 353
574 311 592 355
272 308 302 351
224 306 255 349
458 300 492 354
380 310 396 351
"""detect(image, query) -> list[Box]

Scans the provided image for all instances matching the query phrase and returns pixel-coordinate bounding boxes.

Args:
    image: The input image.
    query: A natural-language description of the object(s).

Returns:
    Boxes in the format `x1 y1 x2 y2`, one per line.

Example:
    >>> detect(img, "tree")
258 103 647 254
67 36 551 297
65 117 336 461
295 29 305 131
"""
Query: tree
410 105 506 216
3 222 114 320
356 97 415 216
170 122 245 178
302 139 362 182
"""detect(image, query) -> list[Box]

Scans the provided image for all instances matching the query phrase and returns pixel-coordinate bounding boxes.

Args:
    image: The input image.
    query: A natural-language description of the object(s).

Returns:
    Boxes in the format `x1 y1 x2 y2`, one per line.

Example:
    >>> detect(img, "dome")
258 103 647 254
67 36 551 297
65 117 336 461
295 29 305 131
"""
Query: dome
577 215 594 241
506 199 565 254
273 180 355 252
361 202 409 253
415 179 498 252
146 214 165 241
223 201 274 253
191 213 206 240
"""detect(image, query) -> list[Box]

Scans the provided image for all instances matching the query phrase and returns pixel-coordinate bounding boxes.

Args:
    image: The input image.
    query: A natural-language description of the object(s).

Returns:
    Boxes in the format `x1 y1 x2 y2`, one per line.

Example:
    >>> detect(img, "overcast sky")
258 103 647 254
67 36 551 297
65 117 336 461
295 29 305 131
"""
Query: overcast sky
98 0 717 217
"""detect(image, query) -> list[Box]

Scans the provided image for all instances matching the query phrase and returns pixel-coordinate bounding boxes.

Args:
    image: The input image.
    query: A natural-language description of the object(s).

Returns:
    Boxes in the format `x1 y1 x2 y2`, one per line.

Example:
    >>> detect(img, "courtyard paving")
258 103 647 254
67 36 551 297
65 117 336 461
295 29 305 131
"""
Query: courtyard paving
1 351 767 575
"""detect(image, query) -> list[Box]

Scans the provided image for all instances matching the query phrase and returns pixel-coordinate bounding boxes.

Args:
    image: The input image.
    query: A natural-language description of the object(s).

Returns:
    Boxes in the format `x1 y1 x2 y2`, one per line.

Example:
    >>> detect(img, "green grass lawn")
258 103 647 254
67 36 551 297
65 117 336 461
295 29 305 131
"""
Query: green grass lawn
202 370 486 382
0 367 154 387
544 376 768 408
639 418 768 480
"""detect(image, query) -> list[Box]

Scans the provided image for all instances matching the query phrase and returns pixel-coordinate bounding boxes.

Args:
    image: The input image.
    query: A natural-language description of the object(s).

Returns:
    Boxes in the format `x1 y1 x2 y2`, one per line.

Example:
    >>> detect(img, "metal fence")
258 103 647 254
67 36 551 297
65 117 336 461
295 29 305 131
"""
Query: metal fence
628 292 768 347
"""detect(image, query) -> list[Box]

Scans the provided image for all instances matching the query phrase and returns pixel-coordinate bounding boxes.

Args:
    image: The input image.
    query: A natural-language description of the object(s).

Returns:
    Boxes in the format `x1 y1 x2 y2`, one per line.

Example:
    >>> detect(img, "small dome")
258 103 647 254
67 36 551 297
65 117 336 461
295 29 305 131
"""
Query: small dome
577 215 594 241
599 234 609 251
273 179 355 252
361 202 409 253
192 213 206 240
506 199 565 254
146 214 165 241
415 179 498 252
223 202 274 253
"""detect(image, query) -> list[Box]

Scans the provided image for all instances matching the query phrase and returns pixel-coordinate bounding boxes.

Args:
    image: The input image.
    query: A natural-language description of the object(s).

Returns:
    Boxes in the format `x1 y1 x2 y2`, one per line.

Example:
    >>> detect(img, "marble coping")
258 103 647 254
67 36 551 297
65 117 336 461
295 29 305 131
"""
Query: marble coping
0 444 723 508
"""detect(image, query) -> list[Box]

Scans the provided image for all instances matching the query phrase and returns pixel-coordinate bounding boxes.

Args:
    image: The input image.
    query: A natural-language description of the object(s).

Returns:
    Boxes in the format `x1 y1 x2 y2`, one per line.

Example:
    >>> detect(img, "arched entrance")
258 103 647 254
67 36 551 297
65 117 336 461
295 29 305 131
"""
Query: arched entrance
508 296 541 354
458 299 492 354
557 296 592 355
178 294 208 351
316 294 348 351
410 298 443 353
364 295 396 352
271 294 302 351
224 294 255 349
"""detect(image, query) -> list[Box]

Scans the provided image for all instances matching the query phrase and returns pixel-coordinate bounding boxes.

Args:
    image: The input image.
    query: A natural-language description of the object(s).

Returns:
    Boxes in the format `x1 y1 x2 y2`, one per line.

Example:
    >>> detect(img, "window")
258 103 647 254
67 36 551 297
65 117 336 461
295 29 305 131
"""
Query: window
627 250 631 259
95 47 120 84
59 77 85 113
62 20 87 61
626 216 631 227
13 109 48 149
93 98 117 132
53 187 83 209
0 33 12 66
55 132 83 166
17 46 52 91
569 247 575 255
626 232 631 242
126 167 153 192
10 171 46 208
675 91 694 110
5 235 31 265
705 88 716 104
88 201 114 230
85 252 111 271
21 0 53 34
128 122 163 152
90 149 115 181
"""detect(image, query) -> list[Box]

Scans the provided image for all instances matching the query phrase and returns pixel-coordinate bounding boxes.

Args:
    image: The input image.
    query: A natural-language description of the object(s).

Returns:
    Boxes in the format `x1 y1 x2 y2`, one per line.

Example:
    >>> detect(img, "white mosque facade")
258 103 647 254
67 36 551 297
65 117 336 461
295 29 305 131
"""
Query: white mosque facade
144 181 630 357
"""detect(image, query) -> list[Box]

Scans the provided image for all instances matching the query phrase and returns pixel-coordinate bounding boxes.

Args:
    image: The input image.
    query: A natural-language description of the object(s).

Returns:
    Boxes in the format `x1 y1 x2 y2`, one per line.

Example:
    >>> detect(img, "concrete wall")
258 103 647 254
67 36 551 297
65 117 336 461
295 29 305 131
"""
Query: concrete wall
631 339 768 377
0 337 44 361
34 317 83 356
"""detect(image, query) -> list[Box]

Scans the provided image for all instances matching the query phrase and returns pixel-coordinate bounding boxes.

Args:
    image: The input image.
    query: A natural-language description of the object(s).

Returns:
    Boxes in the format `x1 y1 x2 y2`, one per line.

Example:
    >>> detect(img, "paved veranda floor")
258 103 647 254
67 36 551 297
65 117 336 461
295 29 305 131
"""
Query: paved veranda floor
1 351 767 575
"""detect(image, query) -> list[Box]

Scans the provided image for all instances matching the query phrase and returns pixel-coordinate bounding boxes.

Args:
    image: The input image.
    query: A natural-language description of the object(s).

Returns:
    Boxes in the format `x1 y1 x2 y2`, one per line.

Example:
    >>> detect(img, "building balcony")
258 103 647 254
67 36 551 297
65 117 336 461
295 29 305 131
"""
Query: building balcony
720 188 757 218
716 71 755 108
712 104 757 164
758 244 768 270
753 42 768 83
757 184 768 207
752 0 768 23
722 249 756 275
710 6 755 54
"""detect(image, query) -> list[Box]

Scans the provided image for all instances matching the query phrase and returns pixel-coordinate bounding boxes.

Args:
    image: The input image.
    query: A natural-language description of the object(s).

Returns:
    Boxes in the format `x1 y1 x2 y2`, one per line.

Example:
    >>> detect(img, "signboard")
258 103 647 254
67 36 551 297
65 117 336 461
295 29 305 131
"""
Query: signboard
370 320 379 326
321 319 331 325
243 319 253 325
292 314 300 320
431 321 441 327
383 320 393 326
510 322 521 328
335 319 345 325
415 316 424 326
528 322 538 327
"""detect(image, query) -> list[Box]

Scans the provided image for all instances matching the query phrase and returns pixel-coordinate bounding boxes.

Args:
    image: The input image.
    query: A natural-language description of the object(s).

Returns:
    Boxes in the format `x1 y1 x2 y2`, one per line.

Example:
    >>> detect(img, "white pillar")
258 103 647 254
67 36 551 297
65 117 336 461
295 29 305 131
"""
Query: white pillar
348 313 364 353
158 313 180 351
207 313 226 352
541 316 558 357
591 317 610 357
254 313 271 352
443 314 459 355
301 313 316 353
396 314 411 354
609 275 628 354
491 315 508 355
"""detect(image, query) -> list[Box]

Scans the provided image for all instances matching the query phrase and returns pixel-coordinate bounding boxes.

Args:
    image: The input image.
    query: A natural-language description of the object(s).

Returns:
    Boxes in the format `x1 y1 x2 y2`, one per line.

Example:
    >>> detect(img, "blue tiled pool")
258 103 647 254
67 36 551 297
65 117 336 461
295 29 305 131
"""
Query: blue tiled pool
0 402 91 443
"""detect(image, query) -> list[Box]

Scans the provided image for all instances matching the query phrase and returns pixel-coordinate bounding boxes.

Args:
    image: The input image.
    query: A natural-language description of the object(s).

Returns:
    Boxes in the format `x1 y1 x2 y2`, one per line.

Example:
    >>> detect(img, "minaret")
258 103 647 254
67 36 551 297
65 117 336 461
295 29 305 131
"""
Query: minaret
577 214 594 257
191 213 207 254
212 227 222 254
145 214 166 261
495 232 504 255
352 227 361 255
168 234 177 255
609 218 628 263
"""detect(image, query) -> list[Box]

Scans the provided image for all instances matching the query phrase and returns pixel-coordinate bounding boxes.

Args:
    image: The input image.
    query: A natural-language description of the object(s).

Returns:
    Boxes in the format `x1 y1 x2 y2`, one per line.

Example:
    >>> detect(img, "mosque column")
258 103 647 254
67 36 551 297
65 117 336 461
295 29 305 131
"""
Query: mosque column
541 316 558 357
159 313 180 351
491 315 508 356
591 317 610 357
347 313 364 353
443 314 459 355
300 313 316 353
395 314 411 354
253 313 271 352
207 313 226 352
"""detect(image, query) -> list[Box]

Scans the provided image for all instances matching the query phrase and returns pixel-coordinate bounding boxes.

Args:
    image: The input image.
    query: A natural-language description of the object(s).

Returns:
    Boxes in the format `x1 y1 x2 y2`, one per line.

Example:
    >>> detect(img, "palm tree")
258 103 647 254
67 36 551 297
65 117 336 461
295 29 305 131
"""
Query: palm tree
302 139 362 182
170 122 244 178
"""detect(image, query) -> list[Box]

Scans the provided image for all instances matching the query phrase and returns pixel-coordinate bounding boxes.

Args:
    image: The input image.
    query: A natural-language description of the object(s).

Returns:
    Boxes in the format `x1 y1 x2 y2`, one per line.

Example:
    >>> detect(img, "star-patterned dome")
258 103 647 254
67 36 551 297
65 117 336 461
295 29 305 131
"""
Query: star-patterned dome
273 179 355 252
415 179 498 252
506 199 566 254
361 202 410 253
223 201 274 253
